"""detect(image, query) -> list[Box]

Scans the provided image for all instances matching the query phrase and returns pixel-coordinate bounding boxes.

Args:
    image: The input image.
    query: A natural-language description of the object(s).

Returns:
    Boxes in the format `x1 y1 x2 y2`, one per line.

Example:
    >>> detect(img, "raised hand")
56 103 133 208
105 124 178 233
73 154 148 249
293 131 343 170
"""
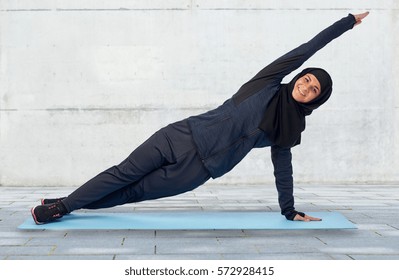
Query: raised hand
353 11 370 27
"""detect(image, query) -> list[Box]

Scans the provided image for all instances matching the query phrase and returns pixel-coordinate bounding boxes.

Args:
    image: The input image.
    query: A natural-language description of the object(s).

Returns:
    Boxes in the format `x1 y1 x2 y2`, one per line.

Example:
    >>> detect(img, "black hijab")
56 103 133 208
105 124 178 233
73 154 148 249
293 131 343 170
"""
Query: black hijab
259 68 333 148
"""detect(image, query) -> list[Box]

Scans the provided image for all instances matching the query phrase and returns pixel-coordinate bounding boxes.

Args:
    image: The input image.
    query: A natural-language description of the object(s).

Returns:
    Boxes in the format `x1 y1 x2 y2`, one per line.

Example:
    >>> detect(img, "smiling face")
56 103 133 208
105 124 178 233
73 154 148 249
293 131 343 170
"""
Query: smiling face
292 73 321 103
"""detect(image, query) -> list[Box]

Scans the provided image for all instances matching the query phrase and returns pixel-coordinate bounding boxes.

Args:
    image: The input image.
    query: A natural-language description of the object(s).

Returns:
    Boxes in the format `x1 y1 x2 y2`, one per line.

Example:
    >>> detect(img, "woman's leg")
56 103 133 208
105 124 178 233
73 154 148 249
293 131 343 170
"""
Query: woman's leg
31 120 209 224
61 120 201 212
82 146 210 209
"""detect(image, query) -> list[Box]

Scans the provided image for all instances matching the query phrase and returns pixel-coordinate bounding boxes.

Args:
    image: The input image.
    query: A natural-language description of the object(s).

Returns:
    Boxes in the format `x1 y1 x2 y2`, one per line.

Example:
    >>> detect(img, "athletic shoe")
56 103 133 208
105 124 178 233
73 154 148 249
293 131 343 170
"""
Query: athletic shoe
41 197 67 205
31 202 68 225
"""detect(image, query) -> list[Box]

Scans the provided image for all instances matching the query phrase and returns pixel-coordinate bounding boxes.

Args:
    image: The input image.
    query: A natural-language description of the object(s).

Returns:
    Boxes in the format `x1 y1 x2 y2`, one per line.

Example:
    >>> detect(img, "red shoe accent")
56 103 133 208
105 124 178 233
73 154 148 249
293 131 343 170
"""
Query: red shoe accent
31 207 44 225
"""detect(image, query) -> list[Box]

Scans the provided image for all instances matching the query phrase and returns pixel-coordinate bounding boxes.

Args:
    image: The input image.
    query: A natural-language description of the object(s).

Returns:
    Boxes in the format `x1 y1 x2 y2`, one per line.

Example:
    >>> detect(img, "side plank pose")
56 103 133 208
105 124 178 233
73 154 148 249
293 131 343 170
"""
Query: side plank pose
31 12 369 224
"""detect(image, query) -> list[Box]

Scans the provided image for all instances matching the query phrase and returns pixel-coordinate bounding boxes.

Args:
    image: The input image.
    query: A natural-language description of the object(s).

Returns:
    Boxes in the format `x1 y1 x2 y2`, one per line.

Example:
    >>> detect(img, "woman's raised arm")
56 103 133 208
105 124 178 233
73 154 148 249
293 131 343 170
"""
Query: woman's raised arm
233 12 369 104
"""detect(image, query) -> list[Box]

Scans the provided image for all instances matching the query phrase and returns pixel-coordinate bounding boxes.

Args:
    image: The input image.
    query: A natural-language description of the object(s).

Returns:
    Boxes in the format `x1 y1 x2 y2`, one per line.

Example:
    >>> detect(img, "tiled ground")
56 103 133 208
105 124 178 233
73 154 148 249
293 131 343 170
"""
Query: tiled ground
0 184 398 260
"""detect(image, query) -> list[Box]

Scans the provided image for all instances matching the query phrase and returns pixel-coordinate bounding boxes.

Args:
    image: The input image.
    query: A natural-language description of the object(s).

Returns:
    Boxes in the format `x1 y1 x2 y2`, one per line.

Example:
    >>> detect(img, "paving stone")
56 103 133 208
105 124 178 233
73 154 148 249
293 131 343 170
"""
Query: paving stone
53 242 155 256
114 253 225 260
255 243 322 254
15 230 67 237
0 238 30 246
156 230 246 238
61 236 124 247
314 229 378 240
65 230 155 239
318 239 399 255
221 253 333 260
154 238 220 255
375 231 399 237
327 254 353 260
26 237 70 246
355 224 397 230
1 245 55 256
348 254 399 260
6 254 115 260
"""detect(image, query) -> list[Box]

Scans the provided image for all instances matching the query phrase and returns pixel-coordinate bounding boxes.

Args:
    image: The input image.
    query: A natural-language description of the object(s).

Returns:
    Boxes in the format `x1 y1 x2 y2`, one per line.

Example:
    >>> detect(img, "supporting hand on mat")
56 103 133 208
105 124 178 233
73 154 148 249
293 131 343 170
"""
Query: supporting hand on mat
294 213 322 222
353 11 369 27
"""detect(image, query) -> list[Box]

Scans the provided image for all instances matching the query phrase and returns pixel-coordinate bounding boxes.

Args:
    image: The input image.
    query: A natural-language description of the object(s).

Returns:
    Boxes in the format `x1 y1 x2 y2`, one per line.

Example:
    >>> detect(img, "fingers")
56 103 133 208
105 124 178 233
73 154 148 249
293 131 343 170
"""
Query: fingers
294 214 308 222
293 214 322 222
305 215 322 221
353 11 370 27
357 11 370 20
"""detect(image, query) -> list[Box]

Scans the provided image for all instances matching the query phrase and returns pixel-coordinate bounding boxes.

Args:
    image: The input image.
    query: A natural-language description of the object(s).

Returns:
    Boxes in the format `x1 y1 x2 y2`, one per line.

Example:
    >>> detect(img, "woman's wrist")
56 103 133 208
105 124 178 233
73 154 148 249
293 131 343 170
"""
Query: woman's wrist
285 210 305 221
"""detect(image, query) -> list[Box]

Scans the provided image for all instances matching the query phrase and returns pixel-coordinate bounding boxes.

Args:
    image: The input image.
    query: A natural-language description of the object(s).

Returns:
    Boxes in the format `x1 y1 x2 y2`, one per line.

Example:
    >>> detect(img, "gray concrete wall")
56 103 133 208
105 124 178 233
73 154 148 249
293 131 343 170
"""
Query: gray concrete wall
1 0 398 187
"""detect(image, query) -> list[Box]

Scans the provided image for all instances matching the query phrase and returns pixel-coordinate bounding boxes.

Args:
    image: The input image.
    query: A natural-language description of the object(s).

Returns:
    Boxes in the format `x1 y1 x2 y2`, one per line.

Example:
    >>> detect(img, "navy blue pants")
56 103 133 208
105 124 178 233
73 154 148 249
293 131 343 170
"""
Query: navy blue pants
62 120 211 212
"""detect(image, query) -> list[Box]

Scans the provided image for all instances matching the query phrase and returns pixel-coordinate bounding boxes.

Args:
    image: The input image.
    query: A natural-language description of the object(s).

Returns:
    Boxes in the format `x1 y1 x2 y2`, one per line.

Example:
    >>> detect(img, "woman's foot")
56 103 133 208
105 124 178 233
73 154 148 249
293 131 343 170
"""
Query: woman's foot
41 197 67 205
31 202 69 225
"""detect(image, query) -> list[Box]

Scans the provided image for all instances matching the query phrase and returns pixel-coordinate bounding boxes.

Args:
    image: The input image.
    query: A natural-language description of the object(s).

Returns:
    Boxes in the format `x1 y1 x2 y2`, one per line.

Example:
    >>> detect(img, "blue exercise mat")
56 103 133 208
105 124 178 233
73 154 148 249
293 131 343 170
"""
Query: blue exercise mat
18 211 356 230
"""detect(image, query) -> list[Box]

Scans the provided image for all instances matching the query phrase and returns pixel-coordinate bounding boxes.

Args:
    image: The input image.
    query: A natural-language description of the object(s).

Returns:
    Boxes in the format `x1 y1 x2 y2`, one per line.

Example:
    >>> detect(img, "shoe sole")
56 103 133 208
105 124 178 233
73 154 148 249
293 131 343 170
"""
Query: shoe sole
30 207 44 225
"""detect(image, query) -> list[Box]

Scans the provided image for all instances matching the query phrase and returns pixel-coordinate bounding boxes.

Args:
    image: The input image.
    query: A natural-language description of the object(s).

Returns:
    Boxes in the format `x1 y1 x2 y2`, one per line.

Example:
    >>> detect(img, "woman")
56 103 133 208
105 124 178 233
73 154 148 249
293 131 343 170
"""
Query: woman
31 12 369 224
